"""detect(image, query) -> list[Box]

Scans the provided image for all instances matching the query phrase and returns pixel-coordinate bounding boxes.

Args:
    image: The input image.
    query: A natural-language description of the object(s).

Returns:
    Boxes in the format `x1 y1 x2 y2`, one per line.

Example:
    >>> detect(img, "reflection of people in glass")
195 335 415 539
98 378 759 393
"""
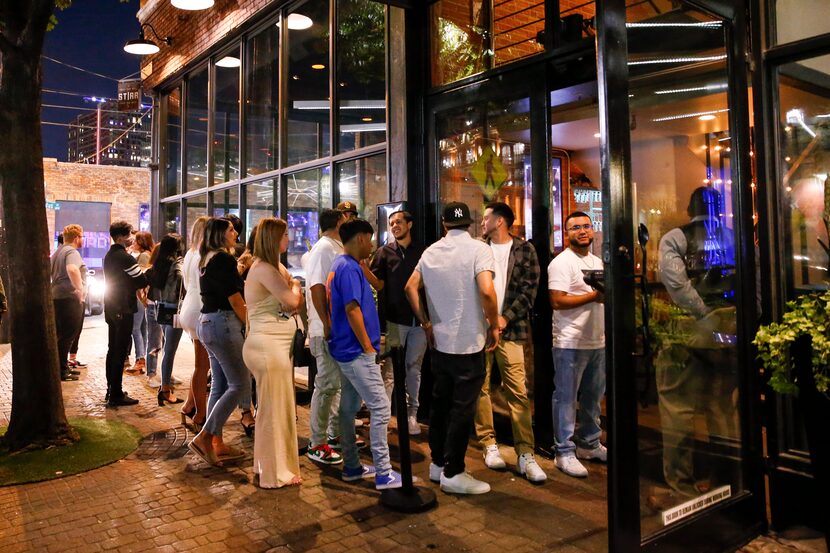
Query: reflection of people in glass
655 186 740 501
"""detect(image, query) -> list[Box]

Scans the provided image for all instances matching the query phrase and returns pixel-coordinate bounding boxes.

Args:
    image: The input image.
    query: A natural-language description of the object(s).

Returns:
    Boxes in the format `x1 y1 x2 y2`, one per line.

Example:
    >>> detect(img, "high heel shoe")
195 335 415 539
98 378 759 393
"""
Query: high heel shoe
241 410 255 438
158 390 184 406
181 406 196 425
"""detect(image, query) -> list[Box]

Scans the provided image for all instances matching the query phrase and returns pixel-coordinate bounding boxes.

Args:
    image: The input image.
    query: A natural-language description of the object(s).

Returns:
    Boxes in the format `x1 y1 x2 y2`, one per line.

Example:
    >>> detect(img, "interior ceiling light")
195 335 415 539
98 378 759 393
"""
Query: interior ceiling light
362 117 373 122
698 114 717 121
626 21 721 28
593 132 601 138
287 13 313 30
651 108 728 122
123 24 172 56
628 54 726 66
171 0 215 10
654 83 728 95
311 63 325 70
216 56 241 68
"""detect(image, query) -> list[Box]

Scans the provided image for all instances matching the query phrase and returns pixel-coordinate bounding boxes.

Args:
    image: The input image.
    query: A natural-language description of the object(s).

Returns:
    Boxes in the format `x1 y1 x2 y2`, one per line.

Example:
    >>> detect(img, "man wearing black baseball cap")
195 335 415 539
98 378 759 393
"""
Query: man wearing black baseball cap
405 201 500 495
336 201 359 222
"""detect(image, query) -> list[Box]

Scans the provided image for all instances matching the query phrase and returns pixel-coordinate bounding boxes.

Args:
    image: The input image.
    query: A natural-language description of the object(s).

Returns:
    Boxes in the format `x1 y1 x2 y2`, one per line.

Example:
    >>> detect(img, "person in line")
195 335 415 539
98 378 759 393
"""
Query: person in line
329 219 402 489
243 218 304 488
126 231 154 375
405 201 500 495
144 242 164 389
367 210 427 436
179 216 211 428
103 221 148 407
148 234 186 405
56 233 88 371
50 224 86 382
188 218 248 466
548 211 607 478
336 201 359 223
475 202 547 483
305 208 346 465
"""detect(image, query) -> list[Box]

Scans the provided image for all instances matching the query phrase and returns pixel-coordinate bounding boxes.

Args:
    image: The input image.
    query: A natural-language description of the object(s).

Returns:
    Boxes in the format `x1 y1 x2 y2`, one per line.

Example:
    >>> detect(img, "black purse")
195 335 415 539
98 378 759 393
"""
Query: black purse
156 301 177 325
290 315 306 366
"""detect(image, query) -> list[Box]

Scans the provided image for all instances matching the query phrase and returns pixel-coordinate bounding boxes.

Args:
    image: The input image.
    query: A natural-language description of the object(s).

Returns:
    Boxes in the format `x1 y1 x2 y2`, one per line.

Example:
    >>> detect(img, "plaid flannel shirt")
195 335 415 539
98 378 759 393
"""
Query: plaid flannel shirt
487 236 540 342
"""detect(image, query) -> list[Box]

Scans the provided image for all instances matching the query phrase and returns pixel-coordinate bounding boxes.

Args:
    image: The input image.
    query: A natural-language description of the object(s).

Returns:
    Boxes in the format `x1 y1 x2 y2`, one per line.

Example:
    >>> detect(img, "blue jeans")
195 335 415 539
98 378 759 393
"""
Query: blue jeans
198 310 250 436
309 336 341 447
131 301 147 359
552 347 605 456
383 322 427 418
145 302 163 377
159 324 184 387
337 352 391 475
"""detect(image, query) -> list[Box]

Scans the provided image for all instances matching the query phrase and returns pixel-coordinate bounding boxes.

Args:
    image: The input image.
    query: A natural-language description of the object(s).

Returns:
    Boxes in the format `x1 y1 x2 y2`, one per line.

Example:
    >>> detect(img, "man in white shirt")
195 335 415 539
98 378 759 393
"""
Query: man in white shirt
405 201 500 495
548 211 606 478
305 208 346 465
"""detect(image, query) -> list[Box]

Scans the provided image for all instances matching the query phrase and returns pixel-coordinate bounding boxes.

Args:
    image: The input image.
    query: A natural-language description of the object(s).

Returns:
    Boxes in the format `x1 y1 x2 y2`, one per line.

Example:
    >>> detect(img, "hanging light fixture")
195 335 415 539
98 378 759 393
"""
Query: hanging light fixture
216 56 241 68
123 24 172 55
171 0 215 10
286 13 313 30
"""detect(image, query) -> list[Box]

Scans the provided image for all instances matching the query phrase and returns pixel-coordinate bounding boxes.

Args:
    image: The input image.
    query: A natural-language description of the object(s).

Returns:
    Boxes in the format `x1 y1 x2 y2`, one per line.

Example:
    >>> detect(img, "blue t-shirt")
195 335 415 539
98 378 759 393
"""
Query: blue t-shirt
327 254 381 362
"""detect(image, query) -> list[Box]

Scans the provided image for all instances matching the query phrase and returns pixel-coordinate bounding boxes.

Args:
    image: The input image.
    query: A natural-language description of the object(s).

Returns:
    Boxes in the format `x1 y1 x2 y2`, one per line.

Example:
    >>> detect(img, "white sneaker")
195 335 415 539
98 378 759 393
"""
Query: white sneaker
429 463 443 483
483 444 507 470
555 455 588 478
440 471 490 494
407 415 421 435
146 374 161 388
518 453 548 483
576 443 608 463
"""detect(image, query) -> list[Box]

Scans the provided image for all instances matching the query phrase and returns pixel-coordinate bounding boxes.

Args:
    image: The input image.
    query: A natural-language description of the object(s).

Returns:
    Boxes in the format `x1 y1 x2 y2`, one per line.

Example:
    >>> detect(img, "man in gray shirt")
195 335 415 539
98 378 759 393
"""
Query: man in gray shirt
51 224 86 382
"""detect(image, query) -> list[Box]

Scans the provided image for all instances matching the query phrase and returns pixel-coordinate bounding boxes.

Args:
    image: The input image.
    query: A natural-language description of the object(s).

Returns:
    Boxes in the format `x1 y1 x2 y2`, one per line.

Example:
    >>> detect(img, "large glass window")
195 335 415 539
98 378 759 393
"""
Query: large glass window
212 186 239 218
286 0 331 166
286 167 331 278
162 201 181 235
773 0 830 45
625 8 744 537
493 0 544 67
214 49 241 184
164 88 182 197
777 53 830 292
336 0 386 153
186 69 209 191
430 0 489 86
245 180 277 241
337 153 388 231
436 97 532 239
185 195 208 236
246 21 280 176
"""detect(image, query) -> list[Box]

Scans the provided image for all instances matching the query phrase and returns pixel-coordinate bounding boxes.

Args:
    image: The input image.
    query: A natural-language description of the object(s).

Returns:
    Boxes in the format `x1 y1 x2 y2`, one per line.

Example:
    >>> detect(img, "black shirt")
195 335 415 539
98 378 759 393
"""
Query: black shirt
200 251 244 313
103 243 148 317
370 240 424 326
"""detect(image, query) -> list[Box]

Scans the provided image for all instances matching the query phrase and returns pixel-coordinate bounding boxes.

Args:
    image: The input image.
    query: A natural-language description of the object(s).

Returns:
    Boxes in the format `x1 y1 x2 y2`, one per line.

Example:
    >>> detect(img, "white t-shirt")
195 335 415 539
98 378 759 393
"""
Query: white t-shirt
416 229 495 354
303 235 343 338
547 248 605 349
490 241 512 315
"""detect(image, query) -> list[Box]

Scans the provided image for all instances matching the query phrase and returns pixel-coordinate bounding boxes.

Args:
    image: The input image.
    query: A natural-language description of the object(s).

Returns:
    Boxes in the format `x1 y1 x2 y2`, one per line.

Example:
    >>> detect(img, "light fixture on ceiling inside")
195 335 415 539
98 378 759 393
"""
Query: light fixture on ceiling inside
171 0 215 10
123 23 172 55
593 132 600 138
311 64 325 70
216 56 241 68
287 13 313 30
362 117 373 122
698 114 716 121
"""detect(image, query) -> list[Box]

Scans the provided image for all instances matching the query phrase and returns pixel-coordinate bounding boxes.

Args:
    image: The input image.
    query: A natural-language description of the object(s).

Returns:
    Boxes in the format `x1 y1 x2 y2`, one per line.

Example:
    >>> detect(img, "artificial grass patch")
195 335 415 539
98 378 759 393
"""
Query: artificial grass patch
0 418 142 486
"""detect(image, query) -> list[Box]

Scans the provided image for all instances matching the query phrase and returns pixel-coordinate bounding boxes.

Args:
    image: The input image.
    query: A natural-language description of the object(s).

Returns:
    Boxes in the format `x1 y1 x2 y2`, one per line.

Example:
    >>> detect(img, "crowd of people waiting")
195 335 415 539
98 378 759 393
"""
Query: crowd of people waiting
50 199 608 494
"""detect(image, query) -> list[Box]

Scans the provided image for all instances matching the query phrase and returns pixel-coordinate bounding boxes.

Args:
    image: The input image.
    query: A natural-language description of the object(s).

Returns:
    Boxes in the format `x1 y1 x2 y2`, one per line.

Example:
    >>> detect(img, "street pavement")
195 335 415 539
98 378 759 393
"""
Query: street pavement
0 316 823 552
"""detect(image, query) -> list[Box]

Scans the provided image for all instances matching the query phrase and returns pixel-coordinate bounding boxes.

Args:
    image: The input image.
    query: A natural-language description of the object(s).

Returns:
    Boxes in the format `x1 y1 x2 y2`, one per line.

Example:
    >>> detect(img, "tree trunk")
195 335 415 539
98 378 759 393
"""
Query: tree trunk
0 0 78 451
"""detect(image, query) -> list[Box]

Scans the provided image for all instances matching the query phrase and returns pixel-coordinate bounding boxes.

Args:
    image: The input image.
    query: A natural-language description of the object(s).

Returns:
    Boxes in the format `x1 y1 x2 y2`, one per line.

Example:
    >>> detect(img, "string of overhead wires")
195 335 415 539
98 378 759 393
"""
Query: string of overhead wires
42 55 125 82
42 121 151 134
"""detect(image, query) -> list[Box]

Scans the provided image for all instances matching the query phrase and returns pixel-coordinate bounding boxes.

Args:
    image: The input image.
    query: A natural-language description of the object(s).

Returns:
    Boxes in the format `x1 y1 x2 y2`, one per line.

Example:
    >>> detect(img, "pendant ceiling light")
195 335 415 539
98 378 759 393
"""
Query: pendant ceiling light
216 56 241 68
171 0 215 10
286 13 313 30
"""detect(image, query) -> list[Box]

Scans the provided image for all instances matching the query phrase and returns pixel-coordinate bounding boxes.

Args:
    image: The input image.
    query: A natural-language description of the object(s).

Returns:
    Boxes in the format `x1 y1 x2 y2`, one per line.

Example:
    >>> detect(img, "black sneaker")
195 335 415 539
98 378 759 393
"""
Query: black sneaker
107 392 139 407
66 368 81 376
60 371 79 382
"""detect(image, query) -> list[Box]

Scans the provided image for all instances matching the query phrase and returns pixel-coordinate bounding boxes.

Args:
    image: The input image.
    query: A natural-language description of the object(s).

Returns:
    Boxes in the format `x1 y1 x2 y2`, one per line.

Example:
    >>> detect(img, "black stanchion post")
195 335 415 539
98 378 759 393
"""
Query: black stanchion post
380 346 437 512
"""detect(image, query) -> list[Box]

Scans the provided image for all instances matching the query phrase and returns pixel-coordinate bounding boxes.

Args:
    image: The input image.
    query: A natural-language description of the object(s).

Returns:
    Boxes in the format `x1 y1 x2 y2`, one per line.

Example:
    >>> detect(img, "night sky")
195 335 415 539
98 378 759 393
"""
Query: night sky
42 0 142 160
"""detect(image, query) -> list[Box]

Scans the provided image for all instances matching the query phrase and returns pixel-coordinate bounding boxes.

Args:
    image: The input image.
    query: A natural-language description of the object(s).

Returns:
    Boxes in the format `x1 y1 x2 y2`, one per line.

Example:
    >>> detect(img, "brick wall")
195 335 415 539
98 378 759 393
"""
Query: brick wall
43 159 150 251
138 0 276 91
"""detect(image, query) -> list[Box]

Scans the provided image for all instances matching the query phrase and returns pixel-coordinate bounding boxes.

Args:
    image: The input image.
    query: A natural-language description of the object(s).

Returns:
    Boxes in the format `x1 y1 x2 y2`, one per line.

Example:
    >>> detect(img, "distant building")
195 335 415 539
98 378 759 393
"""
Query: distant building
66 78 152 167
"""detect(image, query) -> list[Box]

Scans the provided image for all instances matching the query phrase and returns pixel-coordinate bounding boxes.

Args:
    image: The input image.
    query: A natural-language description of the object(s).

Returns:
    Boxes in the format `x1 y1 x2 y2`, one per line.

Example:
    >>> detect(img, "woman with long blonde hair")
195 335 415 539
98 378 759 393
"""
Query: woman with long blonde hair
242 217 304 487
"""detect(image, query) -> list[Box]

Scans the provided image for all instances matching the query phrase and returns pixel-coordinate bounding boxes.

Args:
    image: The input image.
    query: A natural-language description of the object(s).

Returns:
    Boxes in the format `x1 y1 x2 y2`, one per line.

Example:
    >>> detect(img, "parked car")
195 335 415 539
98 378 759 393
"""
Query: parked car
84 270 104 316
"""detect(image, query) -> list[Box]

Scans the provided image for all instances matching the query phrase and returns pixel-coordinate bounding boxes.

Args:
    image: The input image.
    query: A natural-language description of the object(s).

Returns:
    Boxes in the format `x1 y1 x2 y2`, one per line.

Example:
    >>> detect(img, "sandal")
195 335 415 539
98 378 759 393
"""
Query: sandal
188 440 223 467
218 446 246 462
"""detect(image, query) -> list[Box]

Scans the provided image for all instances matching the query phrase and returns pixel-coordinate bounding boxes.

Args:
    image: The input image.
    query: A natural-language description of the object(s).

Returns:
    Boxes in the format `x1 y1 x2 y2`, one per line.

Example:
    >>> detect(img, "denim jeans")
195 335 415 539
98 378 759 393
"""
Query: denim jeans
198 310 251 436
145 302 163 377
131 301 147 359
337 352 391 475
552 347 606 456
159 324 184 387
383 322 427 418
309 336 341 447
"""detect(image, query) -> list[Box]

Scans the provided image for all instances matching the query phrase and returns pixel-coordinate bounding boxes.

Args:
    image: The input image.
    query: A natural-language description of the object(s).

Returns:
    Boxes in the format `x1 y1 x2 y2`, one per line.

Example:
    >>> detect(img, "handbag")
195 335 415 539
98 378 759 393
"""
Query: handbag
290 315 306 366
156 264 184 327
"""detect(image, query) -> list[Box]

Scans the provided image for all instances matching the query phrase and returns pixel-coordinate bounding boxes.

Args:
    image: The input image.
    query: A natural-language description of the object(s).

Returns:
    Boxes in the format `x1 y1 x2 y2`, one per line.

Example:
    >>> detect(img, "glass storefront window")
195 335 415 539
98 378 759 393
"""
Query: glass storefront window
337 154 388 232
245 180 277 241
774 0 830 45
164 88 181 198
336 0 386 153
246 21 280 176
212 186 240 218
186 69 209 192
436 97 532 239
286 0 331 166
214 49 241 184
162 201 181 235
626 7 744 537
185 195 208 238
430 0 489 86
777 53 830 292
493 0 544 66
286 166 331 278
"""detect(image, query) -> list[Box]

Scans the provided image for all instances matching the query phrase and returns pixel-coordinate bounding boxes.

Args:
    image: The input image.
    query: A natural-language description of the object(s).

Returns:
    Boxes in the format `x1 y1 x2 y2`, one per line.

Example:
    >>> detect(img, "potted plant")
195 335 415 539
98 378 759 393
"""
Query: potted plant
753 179 829 546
